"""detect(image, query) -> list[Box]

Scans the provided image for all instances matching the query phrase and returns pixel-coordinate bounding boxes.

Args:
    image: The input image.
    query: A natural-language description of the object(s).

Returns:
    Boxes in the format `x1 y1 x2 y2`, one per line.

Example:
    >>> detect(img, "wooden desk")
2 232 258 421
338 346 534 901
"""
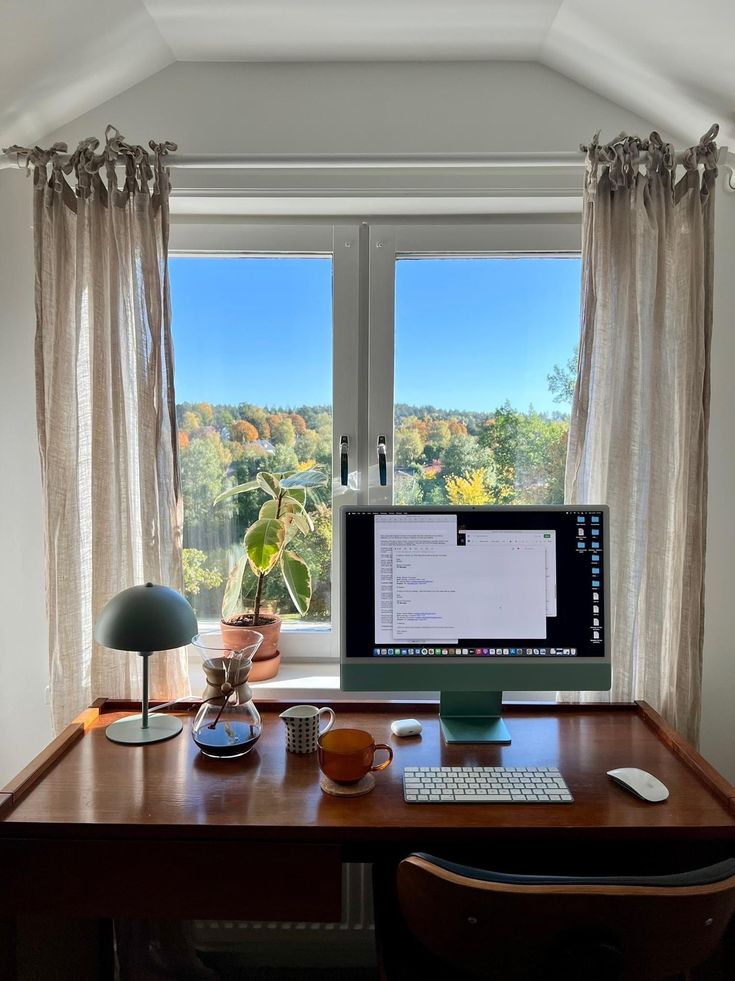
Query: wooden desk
2 699 735 974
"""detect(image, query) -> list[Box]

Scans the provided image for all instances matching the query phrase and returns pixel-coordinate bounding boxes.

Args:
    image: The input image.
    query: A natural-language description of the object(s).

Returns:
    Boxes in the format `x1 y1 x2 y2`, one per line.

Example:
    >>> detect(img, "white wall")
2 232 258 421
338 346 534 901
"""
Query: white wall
699 184 735 780
1 59 732 782
42 61 662 156
0 173 52 784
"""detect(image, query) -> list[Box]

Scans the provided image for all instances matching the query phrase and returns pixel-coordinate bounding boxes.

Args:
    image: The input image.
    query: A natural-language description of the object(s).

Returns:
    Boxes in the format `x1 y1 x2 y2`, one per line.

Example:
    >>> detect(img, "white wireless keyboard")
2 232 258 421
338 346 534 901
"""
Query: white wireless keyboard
403 766 574 803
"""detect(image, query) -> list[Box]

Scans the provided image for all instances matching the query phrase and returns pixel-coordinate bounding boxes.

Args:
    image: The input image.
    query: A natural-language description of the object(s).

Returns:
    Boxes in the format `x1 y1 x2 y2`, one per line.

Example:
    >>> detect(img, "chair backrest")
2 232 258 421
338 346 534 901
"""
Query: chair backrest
396 854 735 981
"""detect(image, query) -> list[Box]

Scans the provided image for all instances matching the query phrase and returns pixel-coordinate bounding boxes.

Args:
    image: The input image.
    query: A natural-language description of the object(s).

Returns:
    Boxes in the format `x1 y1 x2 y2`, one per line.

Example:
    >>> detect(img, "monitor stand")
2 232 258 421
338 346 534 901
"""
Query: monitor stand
439 691 511 744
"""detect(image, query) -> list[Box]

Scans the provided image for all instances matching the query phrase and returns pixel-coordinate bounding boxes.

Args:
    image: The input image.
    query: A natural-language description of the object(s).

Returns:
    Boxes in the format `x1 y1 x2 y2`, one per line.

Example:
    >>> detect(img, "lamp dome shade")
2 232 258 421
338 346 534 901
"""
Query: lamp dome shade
95 583 198 653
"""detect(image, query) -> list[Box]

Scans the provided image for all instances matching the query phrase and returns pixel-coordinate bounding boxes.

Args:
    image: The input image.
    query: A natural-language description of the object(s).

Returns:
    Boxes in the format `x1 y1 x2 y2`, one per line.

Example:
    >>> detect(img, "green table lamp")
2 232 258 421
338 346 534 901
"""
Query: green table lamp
95 582 198 745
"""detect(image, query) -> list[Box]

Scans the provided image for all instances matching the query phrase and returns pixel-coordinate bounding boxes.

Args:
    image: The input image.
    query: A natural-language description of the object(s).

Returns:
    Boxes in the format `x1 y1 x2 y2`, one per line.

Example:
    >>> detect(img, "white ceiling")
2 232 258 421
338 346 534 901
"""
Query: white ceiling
1 0 733 150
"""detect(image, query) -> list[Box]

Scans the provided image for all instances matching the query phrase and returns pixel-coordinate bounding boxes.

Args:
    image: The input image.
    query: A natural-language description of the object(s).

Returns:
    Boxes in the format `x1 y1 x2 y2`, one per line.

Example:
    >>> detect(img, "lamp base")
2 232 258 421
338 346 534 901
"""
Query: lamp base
105 713 183 745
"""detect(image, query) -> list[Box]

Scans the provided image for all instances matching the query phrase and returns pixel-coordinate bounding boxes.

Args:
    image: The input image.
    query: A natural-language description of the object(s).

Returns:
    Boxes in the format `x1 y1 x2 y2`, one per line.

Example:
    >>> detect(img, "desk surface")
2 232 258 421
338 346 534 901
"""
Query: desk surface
3 699 735 845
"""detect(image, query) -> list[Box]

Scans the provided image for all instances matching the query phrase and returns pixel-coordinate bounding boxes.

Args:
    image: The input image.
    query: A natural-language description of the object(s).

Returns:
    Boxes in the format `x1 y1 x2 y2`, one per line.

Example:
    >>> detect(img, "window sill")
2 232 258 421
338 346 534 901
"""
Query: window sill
189 659 437 702
188 657 558 705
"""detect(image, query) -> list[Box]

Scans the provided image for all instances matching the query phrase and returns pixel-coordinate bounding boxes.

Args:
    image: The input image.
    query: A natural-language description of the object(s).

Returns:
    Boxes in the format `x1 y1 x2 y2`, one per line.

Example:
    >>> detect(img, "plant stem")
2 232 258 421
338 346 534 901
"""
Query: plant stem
252 572 265 625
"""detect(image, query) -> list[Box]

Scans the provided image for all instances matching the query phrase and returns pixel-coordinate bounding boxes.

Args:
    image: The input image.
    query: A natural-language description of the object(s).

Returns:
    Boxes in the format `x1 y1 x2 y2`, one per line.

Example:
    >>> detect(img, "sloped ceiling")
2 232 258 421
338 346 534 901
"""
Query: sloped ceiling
1 0 732 150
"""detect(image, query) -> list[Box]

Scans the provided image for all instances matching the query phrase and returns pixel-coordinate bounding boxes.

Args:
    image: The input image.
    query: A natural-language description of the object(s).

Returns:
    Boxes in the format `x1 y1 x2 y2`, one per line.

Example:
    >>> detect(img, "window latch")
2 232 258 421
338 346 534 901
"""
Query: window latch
377 435 387 486
340 435 349 486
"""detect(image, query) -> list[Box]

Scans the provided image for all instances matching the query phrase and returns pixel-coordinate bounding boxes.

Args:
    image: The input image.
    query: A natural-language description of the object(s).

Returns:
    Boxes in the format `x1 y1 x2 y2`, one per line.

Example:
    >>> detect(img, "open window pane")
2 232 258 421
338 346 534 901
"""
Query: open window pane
393 256 580 507
170 256 333 627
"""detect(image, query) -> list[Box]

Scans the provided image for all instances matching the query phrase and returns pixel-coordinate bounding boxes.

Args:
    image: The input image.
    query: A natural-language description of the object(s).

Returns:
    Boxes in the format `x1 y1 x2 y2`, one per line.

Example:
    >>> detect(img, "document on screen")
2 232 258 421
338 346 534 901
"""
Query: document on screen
374 514 457 645
464 530 557 616
392 545 547 641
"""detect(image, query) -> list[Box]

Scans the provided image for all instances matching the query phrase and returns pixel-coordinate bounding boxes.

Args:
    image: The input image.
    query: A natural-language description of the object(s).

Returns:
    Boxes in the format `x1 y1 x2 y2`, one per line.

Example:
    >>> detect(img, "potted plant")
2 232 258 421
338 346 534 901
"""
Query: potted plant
213 467 328 680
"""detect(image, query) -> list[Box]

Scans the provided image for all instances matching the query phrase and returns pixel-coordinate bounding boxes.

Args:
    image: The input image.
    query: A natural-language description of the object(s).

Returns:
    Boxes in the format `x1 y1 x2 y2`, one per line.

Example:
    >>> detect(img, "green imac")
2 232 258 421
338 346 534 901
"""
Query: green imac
340 505 611 744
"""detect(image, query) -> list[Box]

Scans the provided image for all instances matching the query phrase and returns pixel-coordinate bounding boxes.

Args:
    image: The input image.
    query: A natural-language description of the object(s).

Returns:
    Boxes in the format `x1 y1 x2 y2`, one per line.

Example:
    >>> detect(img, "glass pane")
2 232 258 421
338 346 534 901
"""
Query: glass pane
393 256 580 507
170 256 333 627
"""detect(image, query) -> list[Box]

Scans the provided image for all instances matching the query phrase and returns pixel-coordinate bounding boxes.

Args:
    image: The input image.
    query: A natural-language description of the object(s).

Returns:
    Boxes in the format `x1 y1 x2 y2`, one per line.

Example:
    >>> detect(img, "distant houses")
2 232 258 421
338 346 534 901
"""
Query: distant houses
250 438 276 454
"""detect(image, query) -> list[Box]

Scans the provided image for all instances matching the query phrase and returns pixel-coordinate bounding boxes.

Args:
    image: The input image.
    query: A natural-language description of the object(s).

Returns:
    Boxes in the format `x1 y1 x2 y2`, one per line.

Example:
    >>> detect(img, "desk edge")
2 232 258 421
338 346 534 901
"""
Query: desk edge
637 700 735 815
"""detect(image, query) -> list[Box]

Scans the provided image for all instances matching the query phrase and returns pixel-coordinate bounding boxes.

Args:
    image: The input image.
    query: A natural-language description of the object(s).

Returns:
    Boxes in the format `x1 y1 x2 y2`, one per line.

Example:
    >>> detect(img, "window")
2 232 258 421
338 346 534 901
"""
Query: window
392 255 580 508
169 220 580 661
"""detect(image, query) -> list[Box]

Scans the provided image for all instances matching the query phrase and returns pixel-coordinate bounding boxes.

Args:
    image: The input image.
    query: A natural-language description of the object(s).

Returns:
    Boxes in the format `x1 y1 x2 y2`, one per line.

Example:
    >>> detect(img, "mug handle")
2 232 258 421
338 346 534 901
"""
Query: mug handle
370 743 394 772
318 707 336 734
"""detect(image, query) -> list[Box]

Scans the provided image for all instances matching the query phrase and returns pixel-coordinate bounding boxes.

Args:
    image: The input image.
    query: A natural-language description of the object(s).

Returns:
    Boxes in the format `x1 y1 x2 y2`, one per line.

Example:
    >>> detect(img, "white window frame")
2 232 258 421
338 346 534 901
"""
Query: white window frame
366 219 582 502
169 221 364 660
169 216 581 691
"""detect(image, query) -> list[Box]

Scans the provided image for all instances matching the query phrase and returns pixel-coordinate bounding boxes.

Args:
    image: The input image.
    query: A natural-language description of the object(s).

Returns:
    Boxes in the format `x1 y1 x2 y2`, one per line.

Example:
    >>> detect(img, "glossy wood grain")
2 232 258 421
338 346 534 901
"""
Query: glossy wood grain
3 701 735 847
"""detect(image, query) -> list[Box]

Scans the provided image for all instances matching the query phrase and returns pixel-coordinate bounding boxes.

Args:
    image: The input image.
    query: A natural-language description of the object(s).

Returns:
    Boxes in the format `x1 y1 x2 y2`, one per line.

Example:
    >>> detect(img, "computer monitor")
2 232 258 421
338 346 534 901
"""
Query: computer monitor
340 505 611 744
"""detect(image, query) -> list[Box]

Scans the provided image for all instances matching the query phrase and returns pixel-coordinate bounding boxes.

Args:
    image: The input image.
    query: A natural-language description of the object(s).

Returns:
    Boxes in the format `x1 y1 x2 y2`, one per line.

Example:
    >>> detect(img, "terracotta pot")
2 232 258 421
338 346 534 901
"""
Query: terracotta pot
221 614 281 669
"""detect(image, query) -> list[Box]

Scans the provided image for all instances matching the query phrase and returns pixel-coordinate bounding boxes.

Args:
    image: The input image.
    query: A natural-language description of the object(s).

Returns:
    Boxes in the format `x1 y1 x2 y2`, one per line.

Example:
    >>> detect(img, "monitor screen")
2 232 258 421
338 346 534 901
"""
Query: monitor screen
340 505 611 696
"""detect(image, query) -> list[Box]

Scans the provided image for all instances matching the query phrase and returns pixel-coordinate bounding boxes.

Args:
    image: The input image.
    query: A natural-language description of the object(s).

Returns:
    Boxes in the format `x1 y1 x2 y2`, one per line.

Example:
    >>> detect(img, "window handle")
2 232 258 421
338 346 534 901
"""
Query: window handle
377 435 387 486
340 435 349 486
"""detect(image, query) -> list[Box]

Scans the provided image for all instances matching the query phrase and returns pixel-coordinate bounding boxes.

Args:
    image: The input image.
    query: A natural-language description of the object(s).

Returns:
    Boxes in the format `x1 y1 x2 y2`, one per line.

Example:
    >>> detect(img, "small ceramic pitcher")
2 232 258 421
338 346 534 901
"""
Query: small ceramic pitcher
279 704 336 754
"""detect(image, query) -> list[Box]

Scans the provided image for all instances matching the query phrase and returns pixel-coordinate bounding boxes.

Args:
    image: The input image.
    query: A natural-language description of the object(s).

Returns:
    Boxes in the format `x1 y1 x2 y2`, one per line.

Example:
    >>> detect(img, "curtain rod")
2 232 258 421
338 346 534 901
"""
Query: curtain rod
3 148 733 186
0 148 731 169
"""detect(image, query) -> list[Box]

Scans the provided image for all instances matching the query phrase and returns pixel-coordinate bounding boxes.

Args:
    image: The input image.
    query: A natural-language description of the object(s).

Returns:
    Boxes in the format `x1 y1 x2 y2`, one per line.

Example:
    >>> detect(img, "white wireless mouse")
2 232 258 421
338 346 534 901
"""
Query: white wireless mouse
607 767 669 803
391 718 423 738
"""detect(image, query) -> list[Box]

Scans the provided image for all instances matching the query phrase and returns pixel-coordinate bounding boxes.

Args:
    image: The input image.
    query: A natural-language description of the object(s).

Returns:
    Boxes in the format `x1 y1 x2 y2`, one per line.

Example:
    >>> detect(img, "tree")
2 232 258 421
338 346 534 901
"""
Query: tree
194 402 214 426
395 428 425 468
479 403 520 502
448 419 468 437
440 433 493 482
238 403 271 439
231 420 259 443
446 469 492 505
268 414 296 447
180 431 233 525
181 410 201 434
289 413 307 435
547 345 579 406
425 419 451 451
295 428 320 463
183 548 224 597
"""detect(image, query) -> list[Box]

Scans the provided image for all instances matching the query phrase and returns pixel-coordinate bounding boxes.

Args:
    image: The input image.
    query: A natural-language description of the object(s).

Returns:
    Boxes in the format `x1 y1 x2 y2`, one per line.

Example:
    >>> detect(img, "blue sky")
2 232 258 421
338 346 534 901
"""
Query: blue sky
170 255 581 415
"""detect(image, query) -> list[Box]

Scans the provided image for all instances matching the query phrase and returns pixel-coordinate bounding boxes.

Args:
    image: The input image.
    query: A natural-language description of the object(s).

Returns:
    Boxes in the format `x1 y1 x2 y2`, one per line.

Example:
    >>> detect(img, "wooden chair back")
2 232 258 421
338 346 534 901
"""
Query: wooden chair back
395 854 735 981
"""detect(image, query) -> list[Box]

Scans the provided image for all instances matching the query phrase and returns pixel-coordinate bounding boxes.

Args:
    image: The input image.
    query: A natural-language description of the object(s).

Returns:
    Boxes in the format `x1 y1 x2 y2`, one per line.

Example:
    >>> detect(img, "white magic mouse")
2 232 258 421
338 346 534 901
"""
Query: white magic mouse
391 718 423 738
607 767 669 803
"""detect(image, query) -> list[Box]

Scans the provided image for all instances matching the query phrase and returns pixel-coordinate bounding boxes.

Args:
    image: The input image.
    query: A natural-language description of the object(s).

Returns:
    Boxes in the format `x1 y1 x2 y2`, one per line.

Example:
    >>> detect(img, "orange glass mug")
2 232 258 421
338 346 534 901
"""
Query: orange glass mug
317 728 394 784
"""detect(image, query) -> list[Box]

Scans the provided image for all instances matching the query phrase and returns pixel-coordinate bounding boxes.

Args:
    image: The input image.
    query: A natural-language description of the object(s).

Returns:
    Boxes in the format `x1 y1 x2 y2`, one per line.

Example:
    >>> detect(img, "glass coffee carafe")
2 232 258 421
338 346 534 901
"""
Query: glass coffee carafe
191 630 263 759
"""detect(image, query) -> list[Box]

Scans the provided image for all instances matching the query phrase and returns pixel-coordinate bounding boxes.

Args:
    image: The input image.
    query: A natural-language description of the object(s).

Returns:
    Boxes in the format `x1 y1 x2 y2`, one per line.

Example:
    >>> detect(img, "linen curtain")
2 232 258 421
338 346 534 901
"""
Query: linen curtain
9 127 189 732
562 127 718 743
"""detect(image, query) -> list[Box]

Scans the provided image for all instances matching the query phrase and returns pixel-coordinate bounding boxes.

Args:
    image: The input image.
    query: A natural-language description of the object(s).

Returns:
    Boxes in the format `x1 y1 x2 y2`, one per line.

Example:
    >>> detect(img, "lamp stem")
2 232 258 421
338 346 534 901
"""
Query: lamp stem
141 652 152 729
